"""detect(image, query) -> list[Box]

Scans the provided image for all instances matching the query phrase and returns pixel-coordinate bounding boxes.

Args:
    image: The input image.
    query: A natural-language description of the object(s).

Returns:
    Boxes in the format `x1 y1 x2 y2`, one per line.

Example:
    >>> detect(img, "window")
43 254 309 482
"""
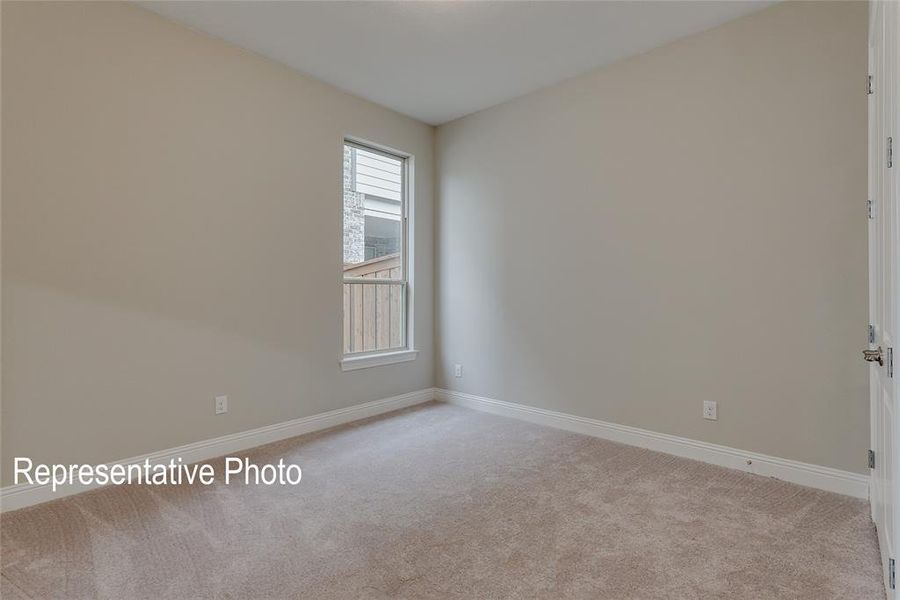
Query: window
341 140 415 370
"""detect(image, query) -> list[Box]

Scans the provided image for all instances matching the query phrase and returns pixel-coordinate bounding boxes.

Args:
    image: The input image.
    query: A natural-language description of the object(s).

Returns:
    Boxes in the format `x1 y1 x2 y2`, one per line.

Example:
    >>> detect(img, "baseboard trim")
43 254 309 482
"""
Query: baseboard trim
0 388 436 513
3 387 867 510
436 388 869 499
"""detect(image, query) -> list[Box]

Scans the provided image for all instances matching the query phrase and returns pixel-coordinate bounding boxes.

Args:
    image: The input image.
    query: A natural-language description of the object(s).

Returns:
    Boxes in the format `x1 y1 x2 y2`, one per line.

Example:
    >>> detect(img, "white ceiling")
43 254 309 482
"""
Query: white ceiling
139 1 775 125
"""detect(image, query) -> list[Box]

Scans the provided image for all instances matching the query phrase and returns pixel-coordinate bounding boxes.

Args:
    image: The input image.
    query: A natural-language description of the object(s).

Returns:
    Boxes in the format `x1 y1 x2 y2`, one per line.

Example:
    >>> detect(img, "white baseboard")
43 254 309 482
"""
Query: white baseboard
0 388 436 513
436 388 869 499
3 386 868 511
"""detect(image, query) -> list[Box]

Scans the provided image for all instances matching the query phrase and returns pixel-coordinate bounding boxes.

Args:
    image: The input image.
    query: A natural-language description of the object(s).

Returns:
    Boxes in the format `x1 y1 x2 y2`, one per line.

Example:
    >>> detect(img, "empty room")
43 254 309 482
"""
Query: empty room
1 0 898 598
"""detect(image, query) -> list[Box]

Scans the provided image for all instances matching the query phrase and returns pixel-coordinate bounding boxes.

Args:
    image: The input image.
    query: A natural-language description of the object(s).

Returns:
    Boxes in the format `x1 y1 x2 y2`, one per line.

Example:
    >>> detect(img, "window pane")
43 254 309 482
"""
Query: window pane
343 144 403 274
363 215 400 261
343 282 405 354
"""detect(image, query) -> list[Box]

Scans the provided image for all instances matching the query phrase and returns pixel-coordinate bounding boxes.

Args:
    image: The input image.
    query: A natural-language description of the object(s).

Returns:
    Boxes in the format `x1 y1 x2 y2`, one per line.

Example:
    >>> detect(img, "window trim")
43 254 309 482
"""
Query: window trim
340 137 415 370
340 349 418 372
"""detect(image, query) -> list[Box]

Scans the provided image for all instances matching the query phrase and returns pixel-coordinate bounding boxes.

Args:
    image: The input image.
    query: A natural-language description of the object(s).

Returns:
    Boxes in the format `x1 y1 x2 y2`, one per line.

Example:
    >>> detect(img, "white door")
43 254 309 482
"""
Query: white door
869 2 899 597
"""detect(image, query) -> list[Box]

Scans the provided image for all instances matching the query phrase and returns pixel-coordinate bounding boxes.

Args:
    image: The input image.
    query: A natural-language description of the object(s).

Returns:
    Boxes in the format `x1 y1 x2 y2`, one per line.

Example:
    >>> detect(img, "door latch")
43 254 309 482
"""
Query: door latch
863 347 884 366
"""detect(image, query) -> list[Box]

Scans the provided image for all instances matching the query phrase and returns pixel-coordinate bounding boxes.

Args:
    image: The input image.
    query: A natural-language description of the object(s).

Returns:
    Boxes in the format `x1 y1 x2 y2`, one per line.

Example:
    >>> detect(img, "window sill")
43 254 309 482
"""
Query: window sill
340 349 418 372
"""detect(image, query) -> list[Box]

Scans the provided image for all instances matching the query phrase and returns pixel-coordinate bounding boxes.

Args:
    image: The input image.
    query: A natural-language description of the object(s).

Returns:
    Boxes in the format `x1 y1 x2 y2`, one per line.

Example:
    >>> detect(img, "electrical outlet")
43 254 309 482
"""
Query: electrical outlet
454 364 463 377
215 395 228 415
703 400 717 421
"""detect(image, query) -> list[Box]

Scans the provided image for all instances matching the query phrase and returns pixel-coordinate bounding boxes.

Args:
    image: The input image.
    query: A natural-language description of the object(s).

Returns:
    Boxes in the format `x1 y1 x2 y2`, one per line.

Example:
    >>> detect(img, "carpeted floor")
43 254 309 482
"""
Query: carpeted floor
0 401 885 599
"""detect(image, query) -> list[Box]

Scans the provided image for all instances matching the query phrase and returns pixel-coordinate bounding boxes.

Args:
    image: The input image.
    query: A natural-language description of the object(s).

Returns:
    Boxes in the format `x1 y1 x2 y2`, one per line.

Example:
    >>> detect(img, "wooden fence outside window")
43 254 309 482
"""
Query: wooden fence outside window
343 253 404 354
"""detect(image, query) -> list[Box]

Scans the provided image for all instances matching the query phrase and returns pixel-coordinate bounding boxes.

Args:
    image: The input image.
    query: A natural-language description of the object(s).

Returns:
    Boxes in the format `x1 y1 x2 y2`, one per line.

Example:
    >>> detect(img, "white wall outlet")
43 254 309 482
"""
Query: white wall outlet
454 364 463 378
215 395 228 415
703 400 717 421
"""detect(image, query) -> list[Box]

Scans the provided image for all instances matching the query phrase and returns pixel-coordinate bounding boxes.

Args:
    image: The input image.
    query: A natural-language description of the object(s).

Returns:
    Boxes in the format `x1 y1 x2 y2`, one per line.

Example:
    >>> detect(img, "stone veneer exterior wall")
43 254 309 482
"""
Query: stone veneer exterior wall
343 146 365 264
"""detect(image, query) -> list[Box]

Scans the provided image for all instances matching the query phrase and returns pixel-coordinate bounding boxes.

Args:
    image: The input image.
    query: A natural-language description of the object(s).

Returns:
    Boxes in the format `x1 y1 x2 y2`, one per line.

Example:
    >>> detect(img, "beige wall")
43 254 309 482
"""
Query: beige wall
1 0 870 487
436 1 869 473
1 2 434 486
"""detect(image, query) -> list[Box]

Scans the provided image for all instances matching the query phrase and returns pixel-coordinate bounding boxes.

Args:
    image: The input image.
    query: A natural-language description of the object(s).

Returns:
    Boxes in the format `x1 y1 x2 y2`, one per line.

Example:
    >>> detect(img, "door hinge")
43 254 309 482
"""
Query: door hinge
889 137 893 169
868 75 874 95
890 558 896 590
868 449 875 469
867 198 875 219
869 324 876 344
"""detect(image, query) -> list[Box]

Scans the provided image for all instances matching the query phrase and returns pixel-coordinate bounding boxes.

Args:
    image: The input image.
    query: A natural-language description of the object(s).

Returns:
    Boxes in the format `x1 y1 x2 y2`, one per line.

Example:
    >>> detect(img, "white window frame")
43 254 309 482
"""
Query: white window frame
340 138 416 371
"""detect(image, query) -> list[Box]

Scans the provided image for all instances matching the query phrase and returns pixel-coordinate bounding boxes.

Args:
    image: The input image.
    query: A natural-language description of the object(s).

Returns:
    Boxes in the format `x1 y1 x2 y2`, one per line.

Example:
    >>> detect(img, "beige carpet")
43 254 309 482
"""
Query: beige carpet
0 401 884 599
